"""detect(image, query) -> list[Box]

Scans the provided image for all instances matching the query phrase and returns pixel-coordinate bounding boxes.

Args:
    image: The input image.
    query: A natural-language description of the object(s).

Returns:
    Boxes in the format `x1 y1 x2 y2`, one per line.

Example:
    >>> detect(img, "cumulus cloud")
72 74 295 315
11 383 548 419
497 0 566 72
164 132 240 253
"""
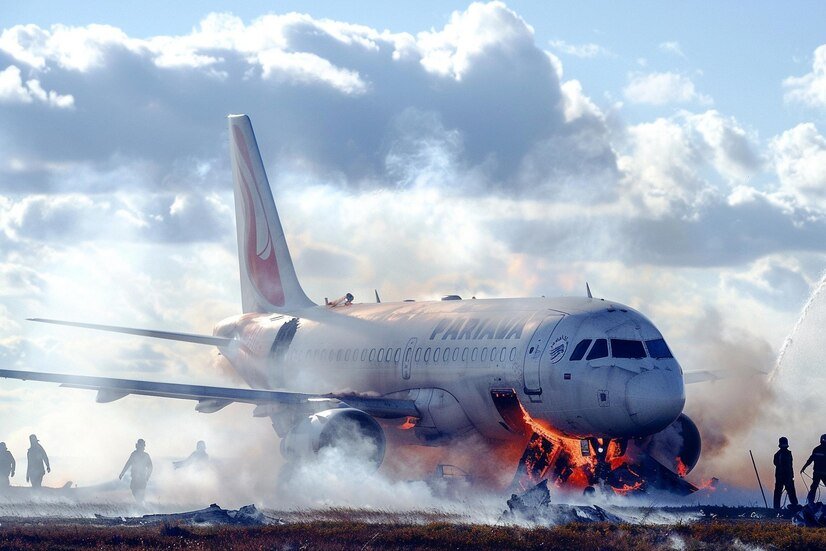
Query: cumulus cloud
783 44 826 107
624 71 711 105
548 39 614 58
0 64 73 107
771 123 826 210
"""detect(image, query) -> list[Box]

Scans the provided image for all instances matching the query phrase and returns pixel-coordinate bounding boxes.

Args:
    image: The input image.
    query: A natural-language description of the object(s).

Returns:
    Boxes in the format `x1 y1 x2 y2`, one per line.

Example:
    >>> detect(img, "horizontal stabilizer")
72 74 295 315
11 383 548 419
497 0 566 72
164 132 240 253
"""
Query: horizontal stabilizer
28 318 233 347
0 368 419 419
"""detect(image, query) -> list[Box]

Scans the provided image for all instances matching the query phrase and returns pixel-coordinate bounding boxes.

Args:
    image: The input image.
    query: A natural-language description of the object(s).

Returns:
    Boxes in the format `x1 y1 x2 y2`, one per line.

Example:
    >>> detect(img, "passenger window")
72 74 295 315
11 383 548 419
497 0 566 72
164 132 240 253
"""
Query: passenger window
353 348 359 360
611 339 646 359
415 348 422 362
500 347 506 362
570 339 592 361
369 348 376 361
329 350 335 361
445 348 451 362
434 348 441 363
509 347 516 361
378 348 385 362
361 349 367 362
471 348 478 361
587 339 608 360
337 349 344 361
481 347 488 362
394 348 401 362
452 348 459 361
645 338 674 359
425 348 431 362
462 348 468 361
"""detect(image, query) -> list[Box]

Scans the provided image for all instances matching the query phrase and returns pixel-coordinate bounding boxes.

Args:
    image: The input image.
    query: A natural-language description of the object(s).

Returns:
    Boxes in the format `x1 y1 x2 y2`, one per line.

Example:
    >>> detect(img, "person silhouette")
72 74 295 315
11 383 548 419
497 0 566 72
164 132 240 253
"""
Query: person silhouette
801 433 826 504
173 440 209 470
773 437 798 509
0 442 15 489
25 435 50 488
119 439 153 504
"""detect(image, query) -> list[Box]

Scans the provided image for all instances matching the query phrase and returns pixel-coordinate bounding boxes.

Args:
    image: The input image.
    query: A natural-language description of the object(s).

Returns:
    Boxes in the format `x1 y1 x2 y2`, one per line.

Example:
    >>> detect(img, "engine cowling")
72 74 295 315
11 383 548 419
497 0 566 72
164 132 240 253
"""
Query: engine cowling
280 408 386 470
639 413 702 475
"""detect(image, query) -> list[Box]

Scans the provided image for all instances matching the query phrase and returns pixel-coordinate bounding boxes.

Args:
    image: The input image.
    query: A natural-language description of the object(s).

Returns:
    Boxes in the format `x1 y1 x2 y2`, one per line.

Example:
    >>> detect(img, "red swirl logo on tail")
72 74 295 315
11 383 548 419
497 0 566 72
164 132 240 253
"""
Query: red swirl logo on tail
233 126 285 307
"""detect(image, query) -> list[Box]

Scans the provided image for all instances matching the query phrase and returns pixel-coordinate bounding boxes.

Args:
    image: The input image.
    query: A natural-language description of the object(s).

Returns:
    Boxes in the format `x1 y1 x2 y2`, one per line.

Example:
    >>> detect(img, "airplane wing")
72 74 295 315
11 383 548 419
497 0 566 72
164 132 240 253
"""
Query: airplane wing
28 318 233 347
683 369 764 384
0 368 418 419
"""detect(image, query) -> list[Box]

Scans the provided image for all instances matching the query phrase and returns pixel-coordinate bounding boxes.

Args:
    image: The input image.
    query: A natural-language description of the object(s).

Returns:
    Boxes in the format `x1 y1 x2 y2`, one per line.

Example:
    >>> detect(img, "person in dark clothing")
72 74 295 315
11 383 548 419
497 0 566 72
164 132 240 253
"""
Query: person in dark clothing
773 436 798 509
0 442 15 489
25 434 50 488
801 433 826 504
119 439 153 504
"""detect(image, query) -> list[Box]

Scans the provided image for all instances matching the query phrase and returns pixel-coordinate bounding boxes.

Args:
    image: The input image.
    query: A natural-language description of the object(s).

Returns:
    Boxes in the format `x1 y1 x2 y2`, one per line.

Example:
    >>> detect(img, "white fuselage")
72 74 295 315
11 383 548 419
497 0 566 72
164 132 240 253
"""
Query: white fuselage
214 296 686 444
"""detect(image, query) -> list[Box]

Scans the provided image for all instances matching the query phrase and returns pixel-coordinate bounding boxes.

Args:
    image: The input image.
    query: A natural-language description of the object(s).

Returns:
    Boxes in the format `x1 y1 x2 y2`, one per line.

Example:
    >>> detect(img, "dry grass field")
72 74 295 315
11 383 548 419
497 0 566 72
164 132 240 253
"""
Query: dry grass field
0 519 825 550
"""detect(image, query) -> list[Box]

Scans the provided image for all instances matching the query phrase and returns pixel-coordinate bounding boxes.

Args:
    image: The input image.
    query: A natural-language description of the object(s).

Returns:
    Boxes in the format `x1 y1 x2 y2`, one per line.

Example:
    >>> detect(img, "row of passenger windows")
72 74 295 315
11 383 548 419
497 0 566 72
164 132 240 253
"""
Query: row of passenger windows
296 346 519 365
568 338 673 361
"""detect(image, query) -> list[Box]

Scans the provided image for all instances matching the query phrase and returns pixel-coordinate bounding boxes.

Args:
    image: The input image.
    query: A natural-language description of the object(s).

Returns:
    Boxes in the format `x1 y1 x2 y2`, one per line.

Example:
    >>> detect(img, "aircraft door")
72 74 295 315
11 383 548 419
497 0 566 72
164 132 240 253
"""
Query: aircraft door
402 337 417 380
523 314 564 400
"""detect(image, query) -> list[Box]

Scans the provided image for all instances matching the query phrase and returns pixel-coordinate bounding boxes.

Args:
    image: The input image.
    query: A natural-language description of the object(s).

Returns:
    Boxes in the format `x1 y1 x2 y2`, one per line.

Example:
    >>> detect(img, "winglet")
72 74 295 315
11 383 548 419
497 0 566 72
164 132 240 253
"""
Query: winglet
375 289 381 304
586 282 593 299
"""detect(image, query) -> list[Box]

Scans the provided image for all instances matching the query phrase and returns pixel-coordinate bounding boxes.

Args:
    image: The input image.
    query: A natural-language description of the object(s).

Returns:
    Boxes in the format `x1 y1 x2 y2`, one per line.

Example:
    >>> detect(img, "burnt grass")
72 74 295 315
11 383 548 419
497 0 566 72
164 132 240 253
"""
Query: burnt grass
0 521 825 550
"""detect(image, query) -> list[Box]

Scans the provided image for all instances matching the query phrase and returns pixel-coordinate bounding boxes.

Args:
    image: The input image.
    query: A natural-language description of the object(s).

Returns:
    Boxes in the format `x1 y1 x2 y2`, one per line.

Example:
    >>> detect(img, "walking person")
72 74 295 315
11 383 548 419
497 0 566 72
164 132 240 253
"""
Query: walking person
0 442 15 489
25 434 50 488
119 439 153 504
773 437 798 509
801 434 826 504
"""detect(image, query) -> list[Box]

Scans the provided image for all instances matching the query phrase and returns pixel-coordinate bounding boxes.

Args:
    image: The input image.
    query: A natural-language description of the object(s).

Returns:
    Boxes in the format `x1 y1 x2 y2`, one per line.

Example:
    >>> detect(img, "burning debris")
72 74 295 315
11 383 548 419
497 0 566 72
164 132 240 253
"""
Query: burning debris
94 503 270 526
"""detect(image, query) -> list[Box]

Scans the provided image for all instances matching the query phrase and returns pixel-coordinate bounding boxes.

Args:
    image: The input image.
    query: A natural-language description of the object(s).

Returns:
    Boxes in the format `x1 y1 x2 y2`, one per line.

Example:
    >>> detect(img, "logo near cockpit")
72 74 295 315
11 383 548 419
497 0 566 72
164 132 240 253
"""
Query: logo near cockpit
548 335 568 364
429 316 528 341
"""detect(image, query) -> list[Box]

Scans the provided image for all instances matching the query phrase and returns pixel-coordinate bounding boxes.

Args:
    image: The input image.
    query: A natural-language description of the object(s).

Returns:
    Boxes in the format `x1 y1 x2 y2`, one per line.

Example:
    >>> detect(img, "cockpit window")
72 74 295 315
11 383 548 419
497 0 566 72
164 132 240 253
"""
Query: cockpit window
611 339 646 359
569 339 592 361
645 338 674 359
586 339 608 360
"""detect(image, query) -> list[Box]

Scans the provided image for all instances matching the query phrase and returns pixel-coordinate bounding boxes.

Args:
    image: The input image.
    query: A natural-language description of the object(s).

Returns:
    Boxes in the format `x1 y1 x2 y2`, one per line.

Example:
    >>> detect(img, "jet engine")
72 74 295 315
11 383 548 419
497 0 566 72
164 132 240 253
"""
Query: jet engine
280 408 386 470
639 413 702 475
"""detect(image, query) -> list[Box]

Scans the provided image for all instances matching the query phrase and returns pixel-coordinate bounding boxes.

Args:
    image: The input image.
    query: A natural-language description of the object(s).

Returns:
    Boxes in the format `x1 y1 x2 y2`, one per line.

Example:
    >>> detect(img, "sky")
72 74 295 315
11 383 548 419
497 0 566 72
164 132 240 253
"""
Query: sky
1 1 826 499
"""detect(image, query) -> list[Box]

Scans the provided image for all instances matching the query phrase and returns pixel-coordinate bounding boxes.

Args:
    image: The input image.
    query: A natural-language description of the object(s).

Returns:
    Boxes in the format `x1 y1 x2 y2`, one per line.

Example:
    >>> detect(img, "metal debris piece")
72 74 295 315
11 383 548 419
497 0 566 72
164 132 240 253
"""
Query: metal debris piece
95 503 269 526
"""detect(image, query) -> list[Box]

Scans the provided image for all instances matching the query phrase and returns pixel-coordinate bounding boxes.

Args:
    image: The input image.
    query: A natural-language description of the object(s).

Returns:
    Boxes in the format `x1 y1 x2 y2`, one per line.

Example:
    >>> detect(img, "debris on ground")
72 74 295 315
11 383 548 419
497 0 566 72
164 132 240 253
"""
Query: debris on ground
501 480 622 525
94 503 272 526
793 502 826 527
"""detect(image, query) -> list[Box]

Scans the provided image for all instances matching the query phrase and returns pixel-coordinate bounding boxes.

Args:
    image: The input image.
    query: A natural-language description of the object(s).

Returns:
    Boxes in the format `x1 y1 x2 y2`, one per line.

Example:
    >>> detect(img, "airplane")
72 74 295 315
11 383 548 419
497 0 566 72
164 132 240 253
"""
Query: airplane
0 115 723 495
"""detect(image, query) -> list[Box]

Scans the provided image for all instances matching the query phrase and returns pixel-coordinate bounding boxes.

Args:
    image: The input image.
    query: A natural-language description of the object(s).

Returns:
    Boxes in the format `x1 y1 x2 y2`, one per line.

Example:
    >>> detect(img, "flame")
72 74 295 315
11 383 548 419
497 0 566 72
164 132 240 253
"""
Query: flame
517 404 646 495
399 416 417 430
675 457 688 477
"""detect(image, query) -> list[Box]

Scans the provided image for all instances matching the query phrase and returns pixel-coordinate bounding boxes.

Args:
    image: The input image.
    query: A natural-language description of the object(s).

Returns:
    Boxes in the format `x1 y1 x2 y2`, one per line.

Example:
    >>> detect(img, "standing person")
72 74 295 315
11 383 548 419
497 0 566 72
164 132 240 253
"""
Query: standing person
25 434 50 488
119 439 153 504
773 437 798 509
0 442 15 489
801 433 826 504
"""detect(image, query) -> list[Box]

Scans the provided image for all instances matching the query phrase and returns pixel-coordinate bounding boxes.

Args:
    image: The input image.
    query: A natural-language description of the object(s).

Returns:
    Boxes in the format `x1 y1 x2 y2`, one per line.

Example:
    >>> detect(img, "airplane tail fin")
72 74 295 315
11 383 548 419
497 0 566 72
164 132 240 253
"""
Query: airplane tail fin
228 114 315 313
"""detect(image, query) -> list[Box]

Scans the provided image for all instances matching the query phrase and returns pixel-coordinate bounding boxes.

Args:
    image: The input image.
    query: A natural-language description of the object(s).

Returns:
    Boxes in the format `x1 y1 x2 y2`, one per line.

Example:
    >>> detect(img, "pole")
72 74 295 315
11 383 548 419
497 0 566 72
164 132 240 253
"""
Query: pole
749 450 769 508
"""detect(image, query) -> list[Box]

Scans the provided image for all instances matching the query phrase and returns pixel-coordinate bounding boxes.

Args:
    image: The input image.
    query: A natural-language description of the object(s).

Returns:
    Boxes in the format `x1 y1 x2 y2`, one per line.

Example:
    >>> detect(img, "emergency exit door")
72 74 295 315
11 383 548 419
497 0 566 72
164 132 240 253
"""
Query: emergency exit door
523 314 564 399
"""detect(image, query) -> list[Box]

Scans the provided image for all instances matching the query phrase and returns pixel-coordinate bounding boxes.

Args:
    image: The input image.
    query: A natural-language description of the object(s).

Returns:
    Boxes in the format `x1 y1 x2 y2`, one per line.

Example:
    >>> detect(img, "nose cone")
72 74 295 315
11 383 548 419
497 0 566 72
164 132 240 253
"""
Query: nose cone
626 369 685 433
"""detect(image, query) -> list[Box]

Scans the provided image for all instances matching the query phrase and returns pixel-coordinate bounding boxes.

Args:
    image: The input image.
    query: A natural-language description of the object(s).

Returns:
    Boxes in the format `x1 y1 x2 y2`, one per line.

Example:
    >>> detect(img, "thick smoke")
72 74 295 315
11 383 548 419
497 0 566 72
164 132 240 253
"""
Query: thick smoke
683 275 826 498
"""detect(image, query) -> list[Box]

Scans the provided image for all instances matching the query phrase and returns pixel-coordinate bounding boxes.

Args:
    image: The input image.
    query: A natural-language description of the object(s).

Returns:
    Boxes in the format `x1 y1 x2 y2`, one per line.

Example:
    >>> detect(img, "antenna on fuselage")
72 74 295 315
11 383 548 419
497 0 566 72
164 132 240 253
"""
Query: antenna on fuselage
586 282 593 299
375 289 381 303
